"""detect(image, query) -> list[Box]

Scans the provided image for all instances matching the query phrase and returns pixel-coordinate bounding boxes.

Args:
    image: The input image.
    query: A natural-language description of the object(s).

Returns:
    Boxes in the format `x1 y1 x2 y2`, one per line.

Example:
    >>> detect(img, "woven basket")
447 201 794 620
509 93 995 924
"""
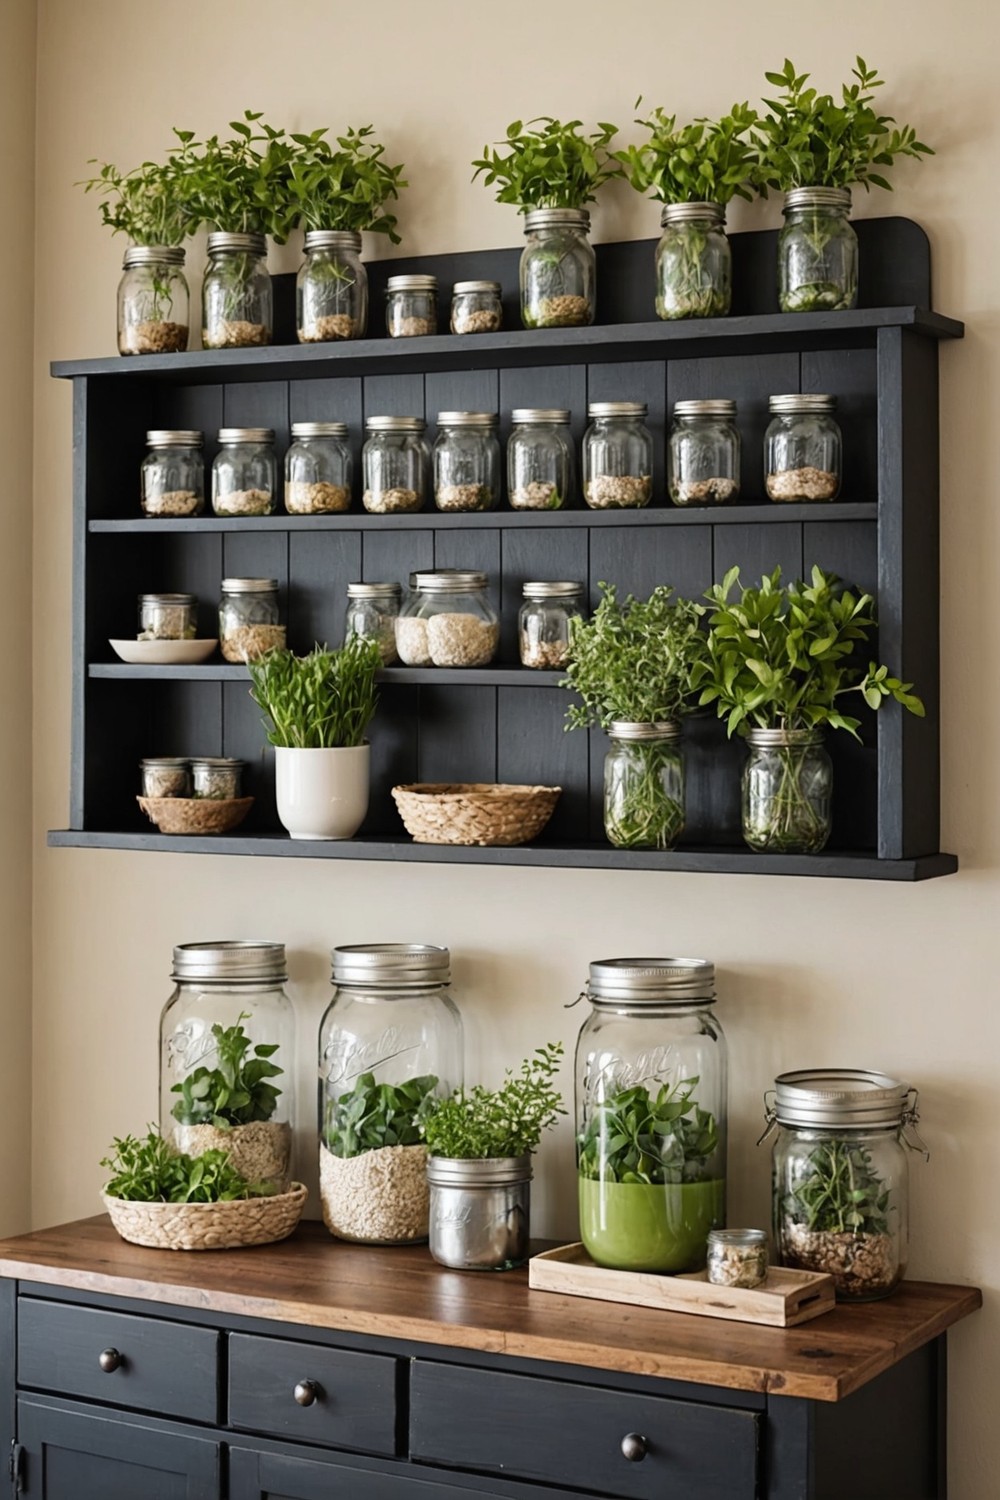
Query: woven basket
103 1182 307 1251
392 783 561 846
137 796 253 835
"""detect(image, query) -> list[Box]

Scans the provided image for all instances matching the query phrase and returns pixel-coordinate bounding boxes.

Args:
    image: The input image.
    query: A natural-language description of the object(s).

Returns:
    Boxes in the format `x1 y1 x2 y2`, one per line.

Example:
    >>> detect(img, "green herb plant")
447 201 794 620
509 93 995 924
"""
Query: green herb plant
783 1140 890 1235
248 637 381 750
102 1129 272 1203
422 1044 565 1160
78 157 195 247
578 1078 719 1185
324 1074 439 1158
285 124 405 240
472 118 619 210
170 1014 283 1130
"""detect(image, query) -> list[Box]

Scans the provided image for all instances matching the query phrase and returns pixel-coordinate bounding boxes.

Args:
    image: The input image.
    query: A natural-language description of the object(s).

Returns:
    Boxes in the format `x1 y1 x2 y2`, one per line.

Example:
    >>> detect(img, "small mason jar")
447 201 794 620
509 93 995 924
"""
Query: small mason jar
433 411 500 512
285 422 352 514
219 577 285 664
118 246 189 355
428 1156 532 1272
345 581 401 665
213 428 277 516
778 187 858 313
362 416 428 513
386 274 437 337
397 571 499 668
138 592 197 641
707 1229 769 1289
297 230 367 342
519 582 584 670
190 758 244 800
656 203 731 320
521 209 595 328
583 402 653 510
201 231 272 349
604 721 685 850
141 757 191 799
669 399 740 506
507 409 573 510
141 430 204 517
450 280 502 335
765 395 842 502
742 728 833 854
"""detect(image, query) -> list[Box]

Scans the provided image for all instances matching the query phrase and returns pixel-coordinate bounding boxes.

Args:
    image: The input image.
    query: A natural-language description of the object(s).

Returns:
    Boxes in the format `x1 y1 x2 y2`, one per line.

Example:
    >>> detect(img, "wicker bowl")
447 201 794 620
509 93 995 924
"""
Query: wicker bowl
137 796 253 835
103 1182 308 1251
392 783 561 846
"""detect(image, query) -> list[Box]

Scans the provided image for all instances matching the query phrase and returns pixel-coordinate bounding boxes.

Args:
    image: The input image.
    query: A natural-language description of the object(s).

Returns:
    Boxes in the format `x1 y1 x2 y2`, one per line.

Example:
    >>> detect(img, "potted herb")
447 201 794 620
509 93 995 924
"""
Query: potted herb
563 583 705 850
693 566 924 853
321 1072 440 1244
247 636 381 840
422 1043 565 1271
754 59 933 312
472 117 619 328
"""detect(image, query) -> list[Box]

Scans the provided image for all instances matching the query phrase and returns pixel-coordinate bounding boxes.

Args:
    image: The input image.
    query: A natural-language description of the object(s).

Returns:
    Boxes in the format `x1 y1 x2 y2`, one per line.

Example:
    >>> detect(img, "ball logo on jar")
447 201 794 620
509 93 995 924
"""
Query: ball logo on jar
322 1025 421 1086
587 1044 678 1101
165 1021 218 1075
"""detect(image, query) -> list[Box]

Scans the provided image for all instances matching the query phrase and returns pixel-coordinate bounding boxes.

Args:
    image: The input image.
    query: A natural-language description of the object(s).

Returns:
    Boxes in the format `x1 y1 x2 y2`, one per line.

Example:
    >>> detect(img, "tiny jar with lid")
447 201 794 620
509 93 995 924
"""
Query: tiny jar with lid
521 209 595 328
141 757 191 799
118 245 189 355
213 428 277 516
160 941 296 1193
219 578 285 663
583 402 653 510
138 592 197 641
297 230 367 342
362 416 428 513
141 430 204 517
345 582 401 665
396 571 499 668
507 409 573 510
190 757 244 800
433 411 500 512
655 203 731 321
201 231 272 349
778 187 858 313
285 421 352 514
742 728 832 854
707 1229 769 1288
604 721 685 850
519 582 585 670
764 1068 927 1300
669 399 740 506
319 943 463 1244
575 957 727 1273
765 394 842 502
450 280 502 335
386 274 437 338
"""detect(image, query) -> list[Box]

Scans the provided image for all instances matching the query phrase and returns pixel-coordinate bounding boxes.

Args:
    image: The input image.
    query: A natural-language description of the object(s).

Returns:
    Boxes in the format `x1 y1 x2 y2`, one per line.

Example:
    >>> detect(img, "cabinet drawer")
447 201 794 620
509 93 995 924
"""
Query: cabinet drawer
410 1362 759 1500
17 1298 219 1423
229 1332 399 1454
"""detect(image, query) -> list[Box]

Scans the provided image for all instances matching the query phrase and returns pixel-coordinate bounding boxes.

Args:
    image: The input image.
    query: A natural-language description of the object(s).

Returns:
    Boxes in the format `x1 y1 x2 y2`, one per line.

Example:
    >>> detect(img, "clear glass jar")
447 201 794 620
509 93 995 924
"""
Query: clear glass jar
507 409 573 510
297 230 367 343
118 246 189 355
576 957 727 1273
213 427 277 516
319 943 463 1244
345 581 401 665
285 421 352 514
386 274 437 338
141 757 191 799
396 571 499 668
141 430 204 517
160 941 296 1193
201 231 272 349
779 188 858 313
190 757 244 800
707 1229 768 1288
521 209 595 328
362 416 428 513
138 592 197 641
519 581 585 669
765 395 842 502
604 722 684 850
451 279 502 335
433 411 500 512
583 402 653 510
742 728 832 854
669 399 740 506
655 203 731 321
219 577 285 663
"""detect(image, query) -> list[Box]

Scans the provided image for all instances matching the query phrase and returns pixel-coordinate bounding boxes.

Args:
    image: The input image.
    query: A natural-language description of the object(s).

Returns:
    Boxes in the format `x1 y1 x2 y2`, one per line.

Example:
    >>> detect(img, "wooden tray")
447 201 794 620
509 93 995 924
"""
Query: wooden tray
529 1243 835 1327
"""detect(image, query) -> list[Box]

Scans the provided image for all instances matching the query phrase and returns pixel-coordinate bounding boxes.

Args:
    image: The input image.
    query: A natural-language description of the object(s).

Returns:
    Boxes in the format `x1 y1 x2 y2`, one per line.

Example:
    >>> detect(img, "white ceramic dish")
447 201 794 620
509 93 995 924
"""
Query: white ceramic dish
109 639 218 665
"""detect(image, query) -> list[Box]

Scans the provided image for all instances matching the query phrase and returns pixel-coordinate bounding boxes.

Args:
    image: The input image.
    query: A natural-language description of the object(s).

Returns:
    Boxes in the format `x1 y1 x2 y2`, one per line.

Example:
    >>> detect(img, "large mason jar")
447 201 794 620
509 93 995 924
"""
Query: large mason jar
655 203 730 321
765 394 842 502
433 411 500 512
140 430 204 517
583 402 653 510
669 399 740 505
520 209 595 329
160 941 295 1193
576 957 727 1273
319 944 463 1244
396 571 499 668
507 409 573 510
118 246 189 355
285 421 352 514
742 728 832 854
778 188 858 313
603 722 684 850
297 230 367 342
213 428 277 516
202 231 273 349
362 416 428 513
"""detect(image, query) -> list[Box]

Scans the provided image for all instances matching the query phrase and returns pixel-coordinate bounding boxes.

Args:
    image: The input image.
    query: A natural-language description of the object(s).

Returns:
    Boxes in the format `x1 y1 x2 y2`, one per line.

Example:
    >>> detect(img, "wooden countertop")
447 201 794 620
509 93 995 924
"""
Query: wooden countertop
0 1217 980 1403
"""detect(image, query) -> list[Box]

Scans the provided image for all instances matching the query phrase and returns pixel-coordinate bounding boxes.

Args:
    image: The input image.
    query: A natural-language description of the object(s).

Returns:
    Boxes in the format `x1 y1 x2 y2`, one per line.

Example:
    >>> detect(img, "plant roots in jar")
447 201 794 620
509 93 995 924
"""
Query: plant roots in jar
766 467 838 502
656 290 728 321
585 475 652 509
285 481 351 514
221 623 287 663
363 487 421 514
121 320 189 355
671 477 738 505
781 283 854 314
320 1141 429 1243
202 319 269 349
605 742 684 850
744 745 830 853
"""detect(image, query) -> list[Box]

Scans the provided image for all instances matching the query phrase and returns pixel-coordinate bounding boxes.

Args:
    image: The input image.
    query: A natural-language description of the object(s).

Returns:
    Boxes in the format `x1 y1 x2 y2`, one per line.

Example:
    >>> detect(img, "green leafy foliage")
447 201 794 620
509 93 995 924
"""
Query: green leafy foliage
170 1014 283 1129
422 1044 565 1159
248 638 381 749
78 157 197 246
578 1079 719 1185
168 111 295 240
472 118 620 209
324 1073 439 1158
617 103 758 206
102 1129 273 1203
284 124 405 240
784 1140 890 1234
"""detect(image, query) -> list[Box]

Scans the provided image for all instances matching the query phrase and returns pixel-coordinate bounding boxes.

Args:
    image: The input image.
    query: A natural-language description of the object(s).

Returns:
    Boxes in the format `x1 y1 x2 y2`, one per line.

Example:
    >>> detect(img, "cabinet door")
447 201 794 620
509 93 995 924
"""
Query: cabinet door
229 1445 582 1500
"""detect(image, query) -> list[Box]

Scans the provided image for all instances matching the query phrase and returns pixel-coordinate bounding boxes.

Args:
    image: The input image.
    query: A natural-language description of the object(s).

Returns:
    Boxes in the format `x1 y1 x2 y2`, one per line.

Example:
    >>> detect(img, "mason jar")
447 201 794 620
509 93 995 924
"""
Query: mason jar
519 581 585 669
138 592 197 641
428 1156 532 1271
583 402 653 510
742 728 832 854
521 209 595 328
779 188 858 313
285 421 352 514
201 231 272 349
575 957 727 1272
450 280 502 335
604 722 684 850
297 230 367 342
319 943 463 1244
669 399 740 506
219 577 285 664
190 757 244 800
386 274 437 337
140 757 191 799
655 203 731 320
345 581 401 665
433 411 500 512
118 246 189 355
160 941 296 1193
396 571 499 668
765 395 842 502
362 416 428 513
707 1228 769 1289
507 409 573 510
141 430 204 517
213 428 276 516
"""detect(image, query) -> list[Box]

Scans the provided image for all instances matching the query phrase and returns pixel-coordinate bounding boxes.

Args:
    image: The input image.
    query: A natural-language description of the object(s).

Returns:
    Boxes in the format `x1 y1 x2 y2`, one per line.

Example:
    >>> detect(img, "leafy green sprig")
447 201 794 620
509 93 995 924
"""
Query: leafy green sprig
78 157 196 246
784 1140 891 1234
422 1044 565 1159
617 103 758 206
324 1073 439 1158
578 1079 719 1185
285 124 405 241
170 1014 283 1129
248 638 381 749
102 1129 272 1203
172 111 295 240
472 118 620 210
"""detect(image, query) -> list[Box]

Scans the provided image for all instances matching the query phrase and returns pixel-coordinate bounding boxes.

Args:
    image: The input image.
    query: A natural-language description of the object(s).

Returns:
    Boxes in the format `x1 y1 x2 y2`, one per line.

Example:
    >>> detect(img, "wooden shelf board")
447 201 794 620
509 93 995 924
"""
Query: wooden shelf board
88 662 563 686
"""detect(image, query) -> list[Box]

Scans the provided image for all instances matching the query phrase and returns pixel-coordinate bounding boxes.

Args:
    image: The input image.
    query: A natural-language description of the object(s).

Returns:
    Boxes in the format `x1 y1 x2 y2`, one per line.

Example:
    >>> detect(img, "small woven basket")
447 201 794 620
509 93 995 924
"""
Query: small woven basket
103 1182 307 1251
137 796 253 835
392 783 561 846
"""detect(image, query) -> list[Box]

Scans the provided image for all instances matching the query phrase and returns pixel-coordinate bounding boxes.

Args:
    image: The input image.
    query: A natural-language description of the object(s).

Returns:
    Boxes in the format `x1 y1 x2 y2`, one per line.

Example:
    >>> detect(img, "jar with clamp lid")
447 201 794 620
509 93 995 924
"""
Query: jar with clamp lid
386 274 437 337
433 412 500 512
583 402 653 509
521 209 595 328
450 280 502 334
362 416 428 513
201 231 272 349
141 431 204 517
212 428 277 516
396 571 499 668
519 582 584 669
219 578 285 663
765 395 842 502
285 422 352 514
297 230 367 342
508 409 573 509
669 400 740 506
345 582 401 665
118 245 189 355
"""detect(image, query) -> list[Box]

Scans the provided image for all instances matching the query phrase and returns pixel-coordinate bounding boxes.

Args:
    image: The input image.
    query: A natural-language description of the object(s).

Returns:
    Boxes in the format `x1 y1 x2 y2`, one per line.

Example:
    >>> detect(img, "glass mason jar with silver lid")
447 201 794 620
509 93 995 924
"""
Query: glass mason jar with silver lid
778 187 858 313
219 578 285 663
285 422 352 514
521 208 595 328
507 409 573 510
141 757 191 799
190 757 245 800
450 280 502 335
201 232 272 349
297 230 367 342
345 581 401 665
604 721 685 850
765 394 842 502
138 592 197 641
118 245 189 355
213 428 277 517
655 203 731 321
707 1228 768 1289
362 416 428 513
742 728 832 853
433 412 500 512
396 571 499 668
669 399 740 506
141 430 204 517
386 274 437 337
583 402 653 509
519 582 585 669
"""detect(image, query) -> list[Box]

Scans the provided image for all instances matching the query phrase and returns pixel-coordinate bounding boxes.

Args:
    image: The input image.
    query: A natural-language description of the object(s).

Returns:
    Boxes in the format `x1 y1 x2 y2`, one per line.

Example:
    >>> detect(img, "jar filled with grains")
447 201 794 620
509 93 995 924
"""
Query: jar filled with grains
297 230 367 342
141 757 191 799
138 592 197 641
219 578 285 663
190 757 244 800
765 395 842 502
583 402 654 509
433 412 500 512
213 428 277 517
707 1229 769 1289
345 582 401 665
141 430 204 517
118 245 189 355
669 400 741 506
362 416 428 513
285 422 352 514
519 582 585 669
521 209 595 328
396 571 499 668
386 274 437 338
507 409 573 510
450 280 503 334
201 232 272 349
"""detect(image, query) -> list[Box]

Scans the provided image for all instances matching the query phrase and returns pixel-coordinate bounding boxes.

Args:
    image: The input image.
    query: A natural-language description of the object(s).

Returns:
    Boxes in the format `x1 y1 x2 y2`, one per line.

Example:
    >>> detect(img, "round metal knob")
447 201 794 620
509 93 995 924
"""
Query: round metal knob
98 1348 123 1374
620 1432 648 1463
294 1379 320 1407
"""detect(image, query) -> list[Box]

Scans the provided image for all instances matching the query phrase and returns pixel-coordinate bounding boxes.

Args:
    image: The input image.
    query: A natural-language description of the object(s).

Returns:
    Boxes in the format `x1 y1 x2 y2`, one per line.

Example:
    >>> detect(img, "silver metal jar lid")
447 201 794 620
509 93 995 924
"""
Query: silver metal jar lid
452 280 501 295
660 202 725 227
435 411 498 428
768 394 837 414
140 592 195 605
414 571 488 593
587 957 716 1004
304 229 362 253
172 940 287 983
522 581 584 599
772 1068 911 1128
189 757 245 769
331 942 451 985
347 581 402 598
386 274 438 292
426 1155 532 1187
673 399 738 418
206 231 267 256
608 721 681 741
365 415 426 433
141 756 189 767
146 430 203 447
220 577 278 593
290 421 349 439
511 408 571 424
218 427 274 445
524 208 591 233
588 401 648 419
124 245 185 268
783 187 852 213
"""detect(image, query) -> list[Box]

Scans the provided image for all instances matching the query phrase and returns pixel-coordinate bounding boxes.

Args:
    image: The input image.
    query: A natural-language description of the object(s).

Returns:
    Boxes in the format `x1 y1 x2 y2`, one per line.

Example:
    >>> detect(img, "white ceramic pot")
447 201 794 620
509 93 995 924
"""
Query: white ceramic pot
274 744 370 840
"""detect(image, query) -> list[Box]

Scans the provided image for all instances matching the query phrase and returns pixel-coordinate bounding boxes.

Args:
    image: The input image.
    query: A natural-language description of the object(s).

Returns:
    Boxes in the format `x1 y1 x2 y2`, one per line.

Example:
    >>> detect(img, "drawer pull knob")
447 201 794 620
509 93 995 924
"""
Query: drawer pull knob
294 1379 320 1407
98 1348 123 1374
620 1433 648 1463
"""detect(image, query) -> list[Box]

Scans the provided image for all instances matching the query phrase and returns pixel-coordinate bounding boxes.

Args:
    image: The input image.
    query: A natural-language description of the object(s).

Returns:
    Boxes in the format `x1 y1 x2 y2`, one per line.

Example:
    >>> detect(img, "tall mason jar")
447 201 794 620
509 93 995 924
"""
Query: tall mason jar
576 957 727 1272
160 941 295 1193
778 188 858 313
604 722 684 850
362 416 428 513
285 421 352 514
433 411 500 512
669 399 740 506
583 402 653 510
202 231 273 349
297 230 367 342
520 209 595 329
507 409 573 510
655 203 730 320
319 944 463 1244
141 430 204 517
118 246 189 355
765 394 842 502
742 728 833 854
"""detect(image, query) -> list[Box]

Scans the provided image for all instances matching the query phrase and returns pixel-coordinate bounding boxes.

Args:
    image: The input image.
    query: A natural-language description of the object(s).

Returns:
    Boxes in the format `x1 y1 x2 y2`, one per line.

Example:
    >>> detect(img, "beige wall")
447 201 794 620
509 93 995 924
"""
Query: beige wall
29 2 999 1494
